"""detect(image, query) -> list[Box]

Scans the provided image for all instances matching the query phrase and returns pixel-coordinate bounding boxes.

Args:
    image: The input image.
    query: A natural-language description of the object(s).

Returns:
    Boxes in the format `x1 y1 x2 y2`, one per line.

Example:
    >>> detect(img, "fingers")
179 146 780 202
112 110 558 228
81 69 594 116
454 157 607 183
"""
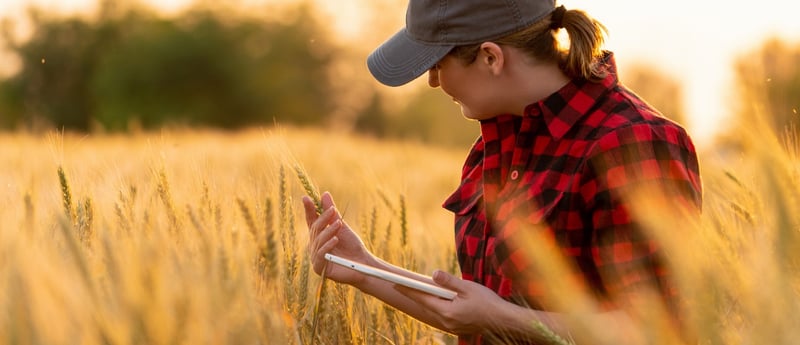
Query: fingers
304 192 344 275
321 191 335 211
312 234 339 274
308 205 339 241
392 284 452 312
311 215 340 245
432 270 461 291
309 219 341 274
302 196 318 228
303 192 336 227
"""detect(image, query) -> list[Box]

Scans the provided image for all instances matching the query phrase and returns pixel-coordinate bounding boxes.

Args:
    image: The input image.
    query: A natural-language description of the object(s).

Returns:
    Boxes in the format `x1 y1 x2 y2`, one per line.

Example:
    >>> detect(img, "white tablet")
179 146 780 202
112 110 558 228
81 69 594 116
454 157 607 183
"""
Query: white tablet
324 253 457 300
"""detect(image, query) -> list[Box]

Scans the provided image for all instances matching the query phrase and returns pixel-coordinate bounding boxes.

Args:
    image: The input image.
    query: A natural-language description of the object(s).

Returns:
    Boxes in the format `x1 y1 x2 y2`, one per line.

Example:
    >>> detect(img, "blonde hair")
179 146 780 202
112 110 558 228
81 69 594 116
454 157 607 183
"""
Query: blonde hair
449 8 608 81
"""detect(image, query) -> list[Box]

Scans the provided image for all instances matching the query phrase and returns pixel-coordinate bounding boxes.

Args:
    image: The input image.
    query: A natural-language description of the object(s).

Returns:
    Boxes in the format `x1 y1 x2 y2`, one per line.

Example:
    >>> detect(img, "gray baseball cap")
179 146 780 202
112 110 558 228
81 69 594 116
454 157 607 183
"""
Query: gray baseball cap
367 0 556 87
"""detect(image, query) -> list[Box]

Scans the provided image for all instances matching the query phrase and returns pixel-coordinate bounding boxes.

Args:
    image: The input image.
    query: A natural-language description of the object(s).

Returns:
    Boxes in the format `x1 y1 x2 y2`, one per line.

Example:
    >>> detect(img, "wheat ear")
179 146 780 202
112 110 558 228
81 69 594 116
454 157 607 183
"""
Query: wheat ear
293 165 323 214
57 166 74 223
292 164 327 345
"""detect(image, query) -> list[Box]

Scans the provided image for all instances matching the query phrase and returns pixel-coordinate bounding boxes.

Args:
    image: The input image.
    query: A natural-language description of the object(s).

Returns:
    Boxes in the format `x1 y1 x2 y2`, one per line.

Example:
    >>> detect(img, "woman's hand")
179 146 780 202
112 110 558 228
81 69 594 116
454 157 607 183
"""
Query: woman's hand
303 192 373 287
393 270 512 336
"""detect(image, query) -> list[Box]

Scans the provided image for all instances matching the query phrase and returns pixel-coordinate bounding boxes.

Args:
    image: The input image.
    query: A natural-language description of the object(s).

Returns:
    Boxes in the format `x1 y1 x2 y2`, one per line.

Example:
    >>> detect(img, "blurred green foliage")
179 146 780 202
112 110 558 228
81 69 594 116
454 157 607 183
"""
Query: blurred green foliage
353 88 480 148
0 0 480 147
18 0 787 151
0 1 335 131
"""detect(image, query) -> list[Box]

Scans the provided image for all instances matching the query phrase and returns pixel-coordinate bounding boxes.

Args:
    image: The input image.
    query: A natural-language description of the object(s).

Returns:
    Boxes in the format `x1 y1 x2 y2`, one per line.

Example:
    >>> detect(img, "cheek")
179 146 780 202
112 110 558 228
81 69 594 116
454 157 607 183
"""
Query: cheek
436 74 454 93
438 74 468 99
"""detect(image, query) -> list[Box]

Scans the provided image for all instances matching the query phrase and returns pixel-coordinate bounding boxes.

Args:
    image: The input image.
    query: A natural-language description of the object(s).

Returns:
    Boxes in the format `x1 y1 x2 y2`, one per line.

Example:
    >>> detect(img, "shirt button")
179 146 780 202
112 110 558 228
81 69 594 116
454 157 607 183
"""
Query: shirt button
510 170 519 180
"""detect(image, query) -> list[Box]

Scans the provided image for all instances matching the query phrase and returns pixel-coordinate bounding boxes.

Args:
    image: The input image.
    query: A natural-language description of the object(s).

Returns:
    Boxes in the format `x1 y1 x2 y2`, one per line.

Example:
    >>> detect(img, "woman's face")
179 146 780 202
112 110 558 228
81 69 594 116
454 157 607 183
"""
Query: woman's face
427 54 500 121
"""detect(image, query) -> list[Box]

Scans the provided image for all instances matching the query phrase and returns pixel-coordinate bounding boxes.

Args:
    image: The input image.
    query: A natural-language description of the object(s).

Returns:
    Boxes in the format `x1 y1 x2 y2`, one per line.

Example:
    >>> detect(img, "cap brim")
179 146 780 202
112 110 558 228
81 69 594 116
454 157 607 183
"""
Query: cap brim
367 29 453 87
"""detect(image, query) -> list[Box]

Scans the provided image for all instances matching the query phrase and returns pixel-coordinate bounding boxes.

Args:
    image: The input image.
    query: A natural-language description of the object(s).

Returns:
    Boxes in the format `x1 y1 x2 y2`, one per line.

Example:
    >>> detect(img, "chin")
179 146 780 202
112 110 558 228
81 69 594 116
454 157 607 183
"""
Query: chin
461 111 491 121
458 104 493 120
459 107 475 119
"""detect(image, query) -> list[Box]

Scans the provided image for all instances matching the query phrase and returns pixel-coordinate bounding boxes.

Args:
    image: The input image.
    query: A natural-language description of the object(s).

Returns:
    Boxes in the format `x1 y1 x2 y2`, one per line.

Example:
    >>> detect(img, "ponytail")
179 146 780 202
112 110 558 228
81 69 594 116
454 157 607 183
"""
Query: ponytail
449 6 609 82
558 8 608 81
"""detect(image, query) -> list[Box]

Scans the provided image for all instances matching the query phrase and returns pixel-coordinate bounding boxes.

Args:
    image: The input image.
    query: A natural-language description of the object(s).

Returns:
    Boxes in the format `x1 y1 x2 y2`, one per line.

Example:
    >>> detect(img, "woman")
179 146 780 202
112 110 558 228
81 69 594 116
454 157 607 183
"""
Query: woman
304 0 702 344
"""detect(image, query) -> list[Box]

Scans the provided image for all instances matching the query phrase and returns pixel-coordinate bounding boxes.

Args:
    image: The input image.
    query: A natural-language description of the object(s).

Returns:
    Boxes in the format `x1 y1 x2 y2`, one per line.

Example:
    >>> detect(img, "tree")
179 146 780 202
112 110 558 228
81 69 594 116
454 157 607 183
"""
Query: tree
353 91 389 137
388 87 479 148
0 11 107 130
0 1 337 131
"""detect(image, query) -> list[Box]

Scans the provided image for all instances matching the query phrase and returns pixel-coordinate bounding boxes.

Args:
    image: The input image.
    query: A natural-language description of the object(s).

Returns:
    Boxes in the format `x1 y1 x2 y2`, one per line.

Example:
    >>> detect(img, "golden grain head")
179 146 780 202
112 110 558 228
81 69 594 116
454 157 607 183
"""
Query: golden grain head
0 127 797 344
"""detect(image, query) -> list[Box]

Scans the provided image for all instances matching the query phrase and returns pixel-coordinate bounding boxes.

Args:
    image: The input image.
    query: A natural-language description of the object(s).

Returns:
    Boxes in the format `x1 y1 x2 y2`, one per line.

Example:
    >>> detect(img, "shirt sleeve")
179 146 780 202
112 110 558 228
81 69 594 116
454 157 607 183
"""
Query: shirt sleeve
581 121 702 312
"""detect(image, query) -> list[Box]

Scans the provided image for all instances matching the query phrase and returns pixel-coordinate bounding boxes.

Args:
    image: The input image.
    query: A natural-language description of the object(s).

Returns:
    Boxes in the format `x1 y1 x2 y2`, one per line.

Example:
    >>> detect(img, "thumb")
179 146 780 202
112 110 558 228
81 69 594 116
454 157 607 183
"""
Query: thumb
432 270 461 290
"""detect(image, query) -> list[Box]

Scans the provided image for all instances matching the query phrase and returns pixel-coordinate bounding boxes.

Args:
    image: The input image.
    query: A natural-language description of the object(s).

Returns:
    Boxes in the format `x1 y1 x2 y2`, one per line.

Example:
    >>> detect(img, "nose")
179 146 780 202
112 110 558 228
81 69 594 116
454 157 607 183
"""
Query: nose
427 67 439 88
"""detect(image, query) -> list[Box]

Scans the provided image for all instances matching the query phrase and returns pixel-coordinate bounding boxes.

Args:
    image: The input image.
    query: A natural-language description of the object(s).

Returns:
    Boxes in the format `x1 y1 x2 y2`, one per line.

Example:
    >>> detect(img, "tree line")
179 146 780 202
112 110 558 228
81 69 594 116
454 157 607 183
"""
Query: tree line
0 0 797 148
0 1 336 131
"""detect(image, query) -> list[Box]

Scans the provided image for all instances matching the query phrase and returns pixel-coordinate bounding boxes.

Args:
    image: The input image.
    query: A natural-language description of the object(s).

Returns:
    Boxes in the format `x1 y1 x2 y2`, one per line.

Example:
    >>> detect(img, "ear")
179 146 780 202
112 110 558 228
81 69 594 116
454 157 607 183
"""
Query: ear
479 42 505 75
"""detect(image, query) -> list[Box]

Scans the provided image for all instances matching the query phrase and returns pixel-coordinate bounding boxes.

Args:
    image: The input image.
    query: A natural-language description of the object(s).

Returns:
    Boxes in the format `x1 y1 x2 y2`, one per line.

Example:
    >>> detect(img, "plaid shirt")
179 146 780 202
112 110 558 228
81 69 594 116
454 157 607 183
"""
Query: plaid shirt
443 53 702 344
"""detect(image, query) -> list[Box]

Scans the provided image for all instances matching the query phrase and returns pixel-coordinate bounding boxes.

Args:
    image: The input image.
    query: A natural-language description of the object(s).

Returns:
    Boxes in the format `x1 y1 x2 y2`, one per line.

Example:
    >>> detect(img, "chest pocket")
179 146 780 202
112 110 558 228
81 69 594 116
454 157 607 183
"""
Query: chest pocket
494 169 571 227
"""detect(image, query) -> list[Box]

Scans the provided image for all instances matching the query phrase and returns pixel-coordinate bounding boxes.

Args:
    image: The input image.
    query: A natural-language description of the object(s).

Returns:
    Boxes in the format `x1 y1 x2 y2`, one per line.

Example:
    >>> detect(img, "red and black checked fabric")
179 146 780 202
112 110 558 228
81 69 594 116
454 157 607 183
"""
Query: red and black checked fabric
442 52 702 344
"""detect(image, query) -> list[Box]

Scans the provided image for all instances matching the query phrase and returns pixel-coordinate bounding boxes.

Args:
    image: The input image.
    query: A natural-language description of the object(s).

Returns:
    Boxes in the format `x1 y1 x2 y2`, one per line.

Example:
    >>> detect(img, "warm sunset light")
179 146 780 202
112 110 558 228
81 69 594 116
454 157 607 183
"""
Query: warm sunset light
3 0 797 146
2 1 800 344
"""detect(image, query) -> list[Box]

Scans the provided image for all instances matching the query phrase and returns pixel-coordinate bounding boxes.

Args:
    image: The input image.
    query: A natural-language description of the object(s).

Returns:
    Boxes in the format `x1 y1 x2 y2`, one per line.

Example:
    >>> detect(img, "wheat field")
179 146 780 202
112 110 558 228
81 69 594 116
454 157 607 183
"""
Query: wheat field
1 123 798 344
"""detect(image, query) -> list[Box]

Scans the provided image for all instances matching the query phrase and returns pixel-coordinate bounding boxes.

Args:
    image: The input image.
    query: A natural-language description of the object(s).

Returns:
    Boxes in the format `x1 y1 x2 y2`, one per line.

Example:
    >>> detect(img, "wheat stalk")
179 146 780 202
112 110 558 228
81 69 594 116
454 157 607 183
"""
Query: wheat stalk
294 165 323 214
237 198 259 241
114 192 130 233
186 204 203 233
200 181 212 224
57 166 74 223
213 204 222 233
297 254 311 313
23 192 34 232
309 260 329 345
291 164 330 345
399 194 408 248
368 207 378 250
56 215 95 297
279 166 299 314
156 168 179 232
532 320 573 345
78 197 94 247
263 197 278 278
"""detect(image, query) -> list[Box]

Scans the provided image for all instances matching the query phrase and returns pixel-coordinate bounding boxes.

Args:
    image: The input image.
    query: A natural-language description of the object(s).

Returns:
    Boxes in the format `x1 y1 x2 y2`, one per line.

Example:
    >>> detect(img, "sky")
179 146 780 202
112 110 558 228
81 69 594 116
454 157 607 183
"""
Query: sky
1 0 799 147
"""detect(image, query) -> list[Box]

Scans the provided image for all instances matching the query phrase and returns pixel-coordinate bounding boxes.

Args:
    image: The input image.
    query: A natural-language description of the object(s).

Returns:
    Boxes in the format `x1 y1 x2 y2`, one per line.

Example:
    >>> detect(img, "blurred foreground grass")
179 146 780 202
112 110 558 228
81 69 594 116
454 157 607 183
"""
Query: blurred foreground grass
1 124 798 344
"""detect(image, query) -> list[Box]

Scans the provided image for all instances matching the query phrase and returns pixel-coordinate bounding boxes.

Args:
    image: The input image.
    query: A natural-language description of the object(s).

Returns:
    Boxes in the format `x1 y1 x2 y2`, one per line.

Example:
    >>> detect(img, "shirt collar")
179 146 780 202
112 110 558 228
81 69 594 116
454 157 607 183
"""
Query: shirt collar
524 51 618 140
